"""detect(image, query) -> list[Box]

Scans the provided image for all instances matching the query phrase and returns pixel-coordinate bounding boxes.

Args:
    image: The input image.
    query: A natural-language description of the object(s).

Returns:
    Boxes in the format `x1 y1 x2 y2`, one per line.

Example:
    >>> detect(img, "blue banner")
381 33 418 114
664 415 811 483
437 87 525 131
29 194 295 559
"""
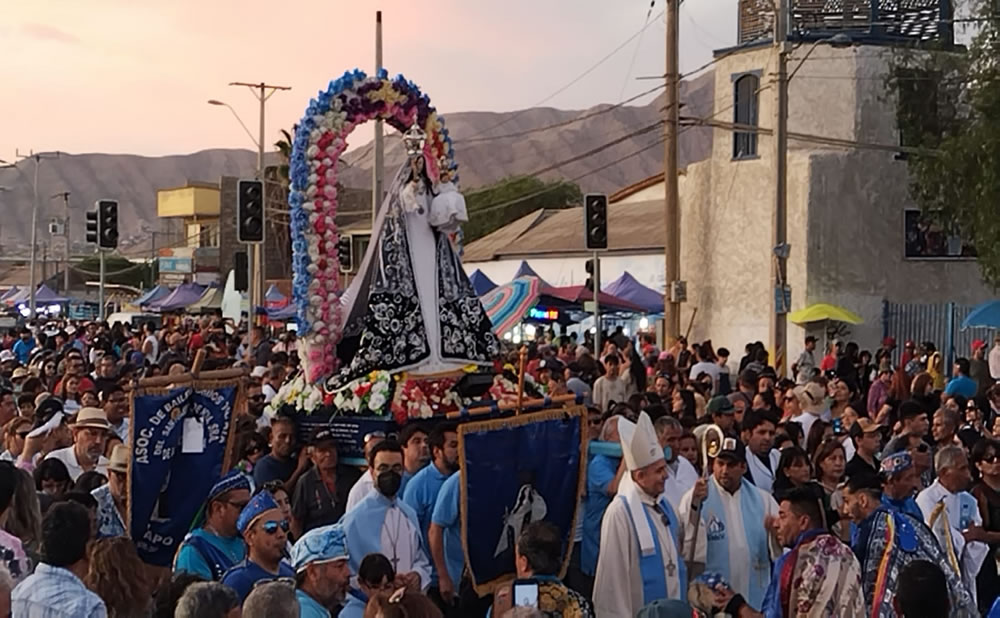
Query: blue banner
459 409 585 591
130 385 236 566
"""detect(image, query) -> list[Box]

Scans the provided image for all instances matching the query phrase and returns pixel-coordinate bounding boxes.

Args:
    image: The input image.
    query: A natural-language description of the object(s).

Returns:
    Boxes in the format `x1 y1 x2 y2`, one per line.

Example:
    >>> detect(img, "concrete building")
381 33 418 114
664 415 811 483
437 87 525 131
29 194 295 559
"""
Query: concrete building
156 182 222 285
464 0 990 353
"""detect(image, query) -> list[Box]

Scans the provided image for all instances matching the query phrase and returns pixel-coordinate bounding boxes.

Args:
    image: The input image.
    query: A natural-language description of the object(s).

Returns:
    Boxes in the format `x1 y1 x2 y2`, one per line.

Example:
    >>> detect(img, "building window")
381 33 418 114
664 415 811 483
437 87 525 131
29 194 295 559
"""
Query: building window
733 73 760 158
895 68 940 160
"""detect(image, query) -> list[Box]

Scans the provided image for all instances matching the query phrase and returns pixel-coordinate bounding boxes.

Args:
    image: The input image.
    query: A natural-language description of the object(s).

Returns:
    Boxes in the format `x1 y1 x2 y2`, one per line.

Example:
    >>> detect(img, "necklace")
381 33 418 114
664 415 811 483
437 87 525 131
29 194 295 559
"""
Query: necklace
385 506 404 571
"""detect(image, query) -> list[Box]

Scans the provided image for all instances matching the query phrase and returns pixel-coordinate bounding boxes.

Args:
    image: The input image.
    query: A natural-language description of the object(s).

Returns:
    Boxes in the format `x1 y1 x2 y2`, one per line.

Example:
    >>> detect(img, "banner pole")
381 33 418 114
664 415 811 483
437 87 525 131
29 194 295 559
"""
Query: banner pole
515 346 527 415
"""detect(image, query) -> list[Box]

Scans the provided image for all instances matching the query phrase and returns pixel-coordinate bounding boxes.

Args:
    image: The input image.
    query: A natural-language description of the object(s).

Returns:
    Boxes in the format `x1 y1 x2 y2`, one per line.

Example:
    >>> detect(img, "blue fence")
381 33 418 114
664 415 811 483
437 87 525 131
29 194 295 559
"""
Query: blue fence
882 301 995 367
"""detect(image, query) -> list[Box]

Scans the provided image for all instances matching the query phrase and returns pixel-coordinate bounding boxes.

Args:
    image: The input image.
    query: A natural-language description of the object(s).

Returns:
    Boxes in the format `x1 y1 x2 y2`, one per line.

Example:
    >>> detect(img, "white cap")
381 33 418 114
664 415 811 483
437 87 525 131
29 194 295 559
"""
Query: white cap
0 351 13 363
250 365 268 378
618 412 663 472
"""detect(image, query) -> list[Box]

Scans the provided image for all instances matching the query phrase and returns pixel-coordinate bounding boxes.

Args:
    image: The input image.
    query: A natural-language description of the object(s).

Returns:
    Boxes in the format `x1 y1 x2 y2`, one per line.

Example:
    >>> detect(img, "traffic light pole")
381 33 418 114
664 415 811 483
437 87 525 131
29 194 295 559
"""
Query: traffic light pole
98 250 106 322
593 252 601 355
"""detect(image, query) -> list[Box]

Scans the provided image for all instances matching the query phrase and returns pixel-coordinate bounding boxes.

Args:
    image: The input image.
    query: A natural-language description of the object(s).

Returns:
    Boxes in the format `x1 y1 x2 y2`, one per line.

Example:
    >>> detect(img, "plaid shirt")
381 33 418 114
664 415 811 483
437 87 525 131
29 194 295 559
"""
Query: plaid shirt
12 563 107 618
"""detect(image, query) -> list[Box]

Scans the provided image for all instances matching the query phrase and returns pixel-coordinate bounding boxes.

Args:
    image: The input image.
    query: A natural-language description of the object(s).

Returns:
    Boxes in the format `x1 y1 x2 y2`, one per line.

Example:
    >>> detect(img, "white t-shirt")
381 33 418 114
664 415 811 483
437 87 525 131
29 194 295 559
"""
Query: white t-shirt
45 447 109 481
689 361 722 389
143 334 159 364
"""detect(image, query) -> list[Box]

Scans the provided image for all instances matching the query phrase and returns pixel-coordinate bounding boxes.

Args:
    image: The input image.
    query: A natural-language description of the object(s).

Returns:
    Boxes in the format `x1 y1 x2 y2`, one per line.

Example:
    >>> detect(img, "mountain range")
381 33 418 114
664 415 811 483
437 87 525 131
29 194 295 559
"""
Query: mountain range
0 71 713 253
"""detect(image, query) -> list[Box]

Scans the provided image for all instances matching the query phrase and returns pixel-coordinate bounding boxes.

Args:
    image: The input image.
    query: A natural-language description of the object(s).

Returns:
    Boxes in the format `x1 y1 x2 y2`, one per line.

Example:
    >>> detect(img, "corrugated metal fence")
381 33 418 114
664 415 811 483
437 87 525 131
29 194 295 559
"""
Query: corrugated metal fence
882 301 996 366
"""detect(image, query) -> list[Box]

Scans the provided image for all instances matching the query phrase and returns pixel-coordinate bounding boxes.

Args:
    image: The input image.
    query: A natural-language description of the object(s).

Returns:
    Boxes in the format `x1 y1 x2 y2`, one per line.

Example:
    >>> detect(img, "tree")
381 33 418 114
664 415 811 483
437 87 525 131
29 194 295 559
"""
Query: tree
463 176 582 242
888 6 1000 285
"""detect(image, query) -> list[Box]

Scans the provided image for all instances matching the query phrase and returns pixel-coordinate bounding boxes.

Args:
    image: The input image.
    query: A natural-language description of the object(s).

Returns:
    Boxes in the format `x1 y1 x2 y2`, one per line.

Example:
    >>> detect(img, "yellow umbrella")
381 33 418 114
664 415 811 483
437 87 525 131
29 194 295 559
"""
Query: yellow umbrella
788 303 863 325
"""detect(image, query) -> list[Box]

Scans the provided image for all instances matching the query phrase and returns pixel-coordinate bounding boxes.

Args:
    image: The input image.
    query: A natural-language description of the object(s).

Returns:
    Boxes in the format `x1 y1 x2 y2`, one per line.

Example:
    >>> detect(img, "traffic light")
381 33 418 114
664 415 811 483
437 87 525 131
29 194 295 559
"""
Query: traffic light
584 258 595 292
583 193 608 250
338 234 353 273
237 179 264 244
86 210 99 245
97 200 118 250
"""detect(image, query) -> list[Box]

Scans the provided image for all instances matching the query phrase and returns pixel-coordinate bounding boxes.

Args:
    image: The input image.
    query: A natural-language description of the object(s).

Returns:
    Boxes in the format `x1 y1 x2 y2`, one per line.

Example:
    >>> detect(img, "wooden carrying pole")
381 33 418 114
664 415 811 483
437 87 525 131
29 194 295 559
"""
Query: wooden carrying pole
516 346 527 415
135 350 247 388
446 393 579 420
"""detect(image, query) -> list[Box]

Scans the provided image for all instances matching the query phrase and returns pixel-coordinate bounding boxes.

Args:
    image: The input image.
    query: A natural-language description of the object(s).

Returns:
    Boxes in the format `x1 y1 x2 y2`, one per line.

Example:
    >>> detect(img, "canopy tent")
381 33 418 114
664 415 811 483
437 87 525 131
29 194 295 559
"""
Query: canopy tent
468 269 497 296
480 276 542 335
541 285 646 314
788 303 863 325
264 284 287 305
961 299 1000 330
148 283 206 312
0 287 19 303
33 285 70 304
602 272 663 314
187 286 223 313
512 261 550 288
135 285 171 307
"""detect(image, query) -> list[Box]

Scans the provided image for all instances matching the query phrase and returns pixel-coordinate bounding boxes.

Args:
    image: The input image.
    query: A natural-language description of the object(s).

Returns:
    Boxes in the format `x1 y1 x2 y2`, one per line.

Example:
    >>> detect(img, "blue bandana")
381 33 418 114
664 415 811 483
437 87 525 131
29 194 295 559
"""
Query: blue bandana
290 523 349 571
237 490 279 535
207 471 251 504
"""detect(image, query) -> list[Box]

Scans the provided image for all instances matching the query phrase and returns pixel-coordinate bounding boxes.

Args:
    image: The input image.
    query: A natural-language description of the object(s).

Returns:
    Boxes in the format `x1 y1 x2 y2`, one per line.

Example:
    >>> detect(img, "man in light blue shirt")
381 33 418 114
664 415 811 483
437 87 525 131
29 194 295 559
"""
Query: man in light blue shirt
12 501 107 617
402 422 458 566
945 358 978 399
290 523 352 618
429 471 464 614
174 472 250 580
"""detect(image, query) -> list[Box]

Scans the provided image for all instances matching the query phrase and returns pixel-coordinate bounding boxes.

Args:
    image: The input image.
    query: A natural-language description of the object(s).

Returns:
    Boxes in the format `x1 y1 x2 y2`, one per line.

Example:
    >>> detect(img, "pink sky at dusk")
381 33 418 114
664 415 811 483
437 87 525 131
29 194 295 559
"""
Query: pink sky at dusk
0 0 736 157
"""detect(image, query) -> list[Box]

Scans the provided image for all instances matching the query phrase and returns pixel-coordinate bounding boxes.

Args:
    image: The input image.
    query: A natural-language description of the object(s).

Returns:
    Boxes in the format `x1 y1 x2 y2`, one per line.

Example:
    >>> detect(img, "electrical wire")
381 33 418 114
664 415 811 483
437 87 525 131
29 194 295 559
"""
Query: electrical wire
619 1 658 102
464 8 666 140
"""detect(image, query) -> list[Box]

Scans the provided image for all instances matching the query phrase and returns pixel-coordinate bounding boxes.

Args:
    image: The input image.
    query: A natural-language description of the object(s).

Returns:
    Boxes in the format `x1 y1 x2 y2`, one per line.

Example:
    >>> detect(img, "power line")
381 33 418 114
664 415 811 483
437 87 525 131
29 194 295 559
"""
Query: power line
619 1 658 101
464 8 666 140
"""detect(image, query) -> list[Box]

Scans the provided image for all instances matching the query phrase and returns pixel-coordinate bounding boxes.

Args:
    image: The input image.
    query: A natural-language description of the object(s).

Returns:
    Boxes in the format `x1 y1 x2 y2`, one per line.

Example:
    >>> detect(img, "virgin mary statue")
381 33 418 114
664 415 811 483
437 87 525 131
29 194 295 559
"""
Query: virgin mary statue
330 126 499 389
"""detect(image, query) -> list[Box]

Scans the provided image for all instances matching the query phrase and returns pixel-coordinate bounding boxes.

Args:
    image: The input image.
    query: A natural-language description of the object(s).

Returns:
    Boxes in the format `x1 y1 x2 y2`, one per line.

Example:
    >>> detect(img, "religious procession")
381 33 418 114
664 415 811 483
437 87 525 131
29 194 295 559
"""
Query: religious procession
5 0 1000 615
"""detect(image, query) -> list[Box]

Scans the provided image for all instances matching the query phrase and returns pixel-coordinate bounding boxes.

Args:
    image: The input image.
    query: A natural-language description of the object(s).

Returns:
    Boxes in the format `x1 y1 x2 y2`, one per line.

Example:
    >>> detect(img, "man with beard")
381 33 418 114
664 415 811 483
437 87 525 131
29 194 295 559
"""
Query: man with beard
402 422 458 553
246 379 266 419
840 473 977 617
290 523 352 618
290 428 359 537
174 472 250 580
339 439 431 591
43 407 109 481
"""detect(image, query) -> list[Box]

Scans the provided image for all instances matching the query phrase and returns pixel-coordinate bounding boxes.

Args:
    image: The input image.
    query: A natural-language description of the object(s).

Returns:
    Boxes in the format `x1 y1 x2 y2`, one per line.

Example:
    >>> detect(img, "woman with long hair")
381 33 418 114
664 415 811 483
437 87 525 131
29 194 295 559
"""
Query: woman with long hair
5 468 42 565
813 438 848 540
57 373 82 415
85 536 155 617
971 438 1000 613
773 446 812 496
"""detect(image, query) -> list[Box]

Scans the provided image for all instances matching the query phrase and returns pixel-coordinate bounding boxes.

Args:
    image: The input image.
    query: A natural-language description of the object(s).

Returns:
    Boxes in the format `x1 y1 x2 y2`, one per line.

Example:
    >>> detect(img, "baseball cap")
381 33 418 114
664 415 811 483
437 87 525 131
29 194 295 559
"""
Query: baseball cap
973 339 987 351
715 437 746 462
707 395 735 415
0 351 14 363
882 337 896 347
309 427 337 447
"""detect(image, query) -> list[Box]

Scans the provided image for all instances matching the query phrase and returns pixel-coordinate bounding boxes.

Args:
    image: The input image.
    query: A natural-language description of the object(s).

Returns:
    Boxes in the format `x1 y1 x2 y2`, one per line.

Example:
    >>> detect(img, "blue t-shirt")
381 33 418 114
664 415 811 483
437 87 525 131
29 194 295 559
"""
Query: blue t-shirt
430 472 464 586
11 339 33 364
221 559 295 603
174 528 247 580
296 588 331 618
402 463 452 564
945 375 977 399
253 454 296 487
582 454 617 575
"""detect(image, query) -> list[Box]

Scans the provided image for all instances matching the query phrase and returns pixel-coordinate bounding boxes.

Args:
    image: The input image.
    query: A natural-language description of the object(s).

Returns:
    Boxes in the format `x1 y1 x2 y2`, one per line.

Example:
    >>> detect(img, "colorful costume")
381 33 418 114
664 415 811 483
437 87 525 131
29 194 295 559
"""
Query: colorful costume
761 529 864 617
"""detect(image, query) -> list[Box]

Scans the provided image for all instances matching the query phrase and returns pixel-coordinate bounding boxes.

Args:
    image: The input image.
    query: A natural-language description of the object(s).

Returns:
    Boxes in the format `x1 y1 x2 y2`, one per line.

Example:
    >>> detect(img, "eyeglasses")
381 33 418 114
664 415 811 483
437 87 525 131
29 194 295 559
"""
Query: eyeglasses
260 519 290 534
227 500 250 510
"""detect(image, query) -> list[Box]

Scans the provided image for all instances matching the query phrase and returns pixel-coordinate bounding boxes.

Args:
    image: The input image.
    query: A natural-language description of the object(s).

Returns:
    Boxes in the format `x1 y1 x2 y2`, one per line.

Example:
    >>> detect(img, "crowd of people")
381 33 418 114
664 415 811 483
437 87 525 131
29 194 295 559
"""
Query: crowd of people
2 315 1000 617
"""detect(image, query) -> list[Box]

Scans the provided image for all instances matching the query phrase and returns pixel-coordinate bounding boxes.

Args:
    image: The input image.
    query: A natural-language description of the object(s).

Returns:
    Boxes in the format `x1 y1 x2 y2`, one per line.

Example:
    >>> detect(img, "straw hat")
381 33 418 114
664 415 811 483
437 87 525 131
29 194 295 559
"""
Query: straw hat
108 444 129 473
71 407 111 432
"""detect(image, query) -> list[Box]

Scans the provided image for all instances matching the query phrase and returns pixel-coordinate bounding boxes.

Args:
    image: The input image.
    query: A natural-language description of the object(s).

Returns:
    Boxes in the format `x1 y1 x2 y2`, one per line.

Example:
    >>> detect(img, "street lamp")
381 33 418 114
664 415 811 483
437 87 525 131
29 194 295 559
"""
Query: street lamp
13 150 61 318
207 100 259 148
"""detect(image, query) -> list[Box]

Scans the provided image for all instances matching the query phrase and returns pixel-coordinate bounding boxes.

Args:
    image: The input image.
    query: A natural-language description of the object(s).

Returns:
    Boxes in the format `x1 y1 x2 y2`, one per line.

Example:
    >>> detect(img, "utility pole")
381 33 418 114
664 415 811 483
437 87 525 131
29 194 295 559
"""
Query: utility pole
16 150 60 319
772 0 790 377
592 253 601 354
51 192 71 293
373 10 385 226
150 230 157 289
228 81 291 324
662 0 681 346
99 249 106 321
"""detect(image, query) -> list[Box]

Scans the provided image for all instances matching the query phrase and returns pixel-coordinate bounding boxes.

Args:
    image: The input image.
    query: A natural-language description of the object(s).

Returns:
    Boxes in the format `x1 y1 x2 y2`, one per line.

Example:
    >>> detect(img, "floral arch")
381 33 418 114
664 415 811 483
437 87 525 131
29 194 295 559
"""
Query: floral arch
288 69 458 383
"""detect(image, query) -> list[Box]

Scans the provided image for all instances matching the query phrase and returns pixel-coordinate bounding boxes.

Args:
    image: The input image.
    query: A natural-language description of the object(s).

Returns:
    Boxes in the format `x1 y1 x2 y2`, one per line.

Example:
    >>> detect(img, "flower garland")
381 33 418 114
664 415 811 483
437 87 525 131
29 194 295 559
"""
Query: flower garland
289 69 459 384
332 371 394 416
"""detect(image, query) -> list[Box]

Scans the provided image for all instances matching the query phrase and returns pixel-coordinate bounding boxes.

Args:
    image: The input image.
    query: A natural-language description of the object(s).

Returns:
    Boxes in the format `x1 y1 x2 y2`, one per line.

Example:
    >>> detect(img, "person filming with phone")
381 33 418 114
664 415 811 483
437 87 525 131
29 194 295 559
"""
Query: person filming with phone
491 521 594 617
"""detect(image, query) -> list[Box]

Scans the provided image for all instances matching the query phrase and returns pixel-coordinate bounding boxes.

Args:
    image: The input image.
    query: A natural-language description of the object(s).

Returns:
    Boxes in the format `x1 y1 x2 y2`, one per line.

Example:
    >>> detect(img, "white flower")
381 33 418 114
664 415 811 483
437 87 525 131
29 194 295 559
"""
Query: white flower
369 392 386 411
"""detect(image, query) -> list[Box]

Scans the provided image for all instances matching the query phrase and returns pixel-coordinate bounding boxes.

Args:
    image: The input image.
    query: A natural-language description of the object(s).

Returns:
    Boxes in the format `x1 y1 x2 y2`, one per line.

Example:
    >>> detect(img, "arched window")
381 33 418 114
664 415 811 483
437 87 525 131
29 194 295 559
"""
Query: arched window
733 73 759 158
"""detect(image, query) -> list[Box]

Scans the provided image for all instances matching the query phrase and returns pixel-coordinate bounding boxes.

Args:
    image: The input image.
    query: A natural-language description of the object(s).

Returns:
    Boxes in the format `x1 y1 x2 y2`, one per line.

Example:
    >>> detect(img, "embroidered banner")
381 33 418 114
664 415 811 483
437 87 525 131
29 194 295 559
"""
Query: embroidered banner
459 407 586 593
129 384 237 566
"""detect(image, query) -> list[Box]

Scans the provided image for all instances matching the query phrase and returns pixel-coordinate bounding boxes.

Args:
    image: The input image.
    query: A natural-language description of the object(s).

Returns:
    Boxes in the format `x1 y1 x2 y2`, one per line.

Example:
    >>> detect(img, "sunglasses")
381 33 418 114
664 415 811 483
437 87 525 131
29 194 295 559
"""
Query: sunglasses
249 395 265 402
260 519 290 534
227 500 250 510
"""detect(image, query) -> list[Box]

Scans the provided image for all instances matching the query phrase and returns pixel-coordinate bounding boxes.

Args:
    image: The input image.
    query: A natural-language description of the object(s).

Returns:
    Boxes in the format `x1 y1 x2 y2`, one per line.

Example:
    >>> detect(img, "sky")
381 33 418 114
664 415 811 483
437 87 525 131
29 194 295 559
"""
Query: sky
0 0 736 157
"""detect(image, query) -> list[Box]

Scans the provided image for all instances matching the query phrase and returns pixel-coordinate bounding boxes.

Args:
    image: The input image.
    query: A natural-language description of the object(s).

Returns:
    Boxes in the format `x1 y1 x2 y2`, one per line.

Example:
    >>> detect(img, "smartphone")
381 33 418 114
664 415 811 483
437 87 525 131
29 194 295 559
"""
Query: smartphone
832 417 845 435
512 579 539 608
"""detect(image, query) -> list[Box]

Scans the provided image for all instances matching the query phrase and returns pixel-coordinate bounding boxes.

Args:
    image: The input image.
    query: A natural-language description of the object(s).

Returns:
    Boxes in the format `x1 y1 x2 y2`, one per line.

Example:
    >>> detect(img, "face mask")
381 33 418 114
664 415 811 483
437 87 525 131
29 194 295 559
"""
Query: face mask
376 470 402 498
663 446 673 461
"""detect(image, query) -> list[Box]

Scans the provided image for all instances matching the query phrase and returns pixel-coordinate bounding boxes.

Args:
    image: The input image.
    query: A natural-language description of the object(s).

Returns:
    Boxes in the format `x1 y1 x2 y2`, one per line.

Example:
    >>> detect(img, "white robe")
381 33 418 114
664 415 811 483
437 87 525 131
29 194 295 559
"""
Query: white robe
916 480 989 606
345 471 374 513
380 504 432 590
745 449 782 494
678 477 780 604
594 485 685 617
